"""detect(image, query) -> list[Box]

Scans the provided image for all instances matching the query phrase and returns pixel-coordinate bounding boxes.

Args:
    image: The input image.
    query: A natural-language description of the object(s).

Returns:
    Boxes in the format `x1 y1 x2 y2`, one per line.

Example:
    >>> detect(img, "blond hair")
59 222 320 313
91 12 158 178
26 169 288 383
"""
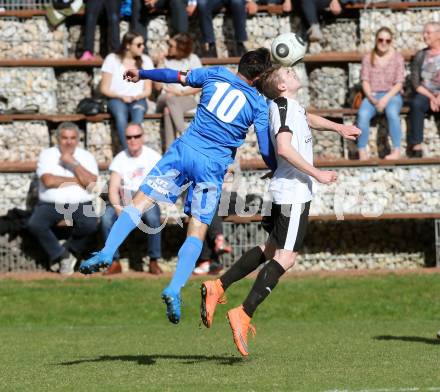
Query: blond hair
257 65 284 100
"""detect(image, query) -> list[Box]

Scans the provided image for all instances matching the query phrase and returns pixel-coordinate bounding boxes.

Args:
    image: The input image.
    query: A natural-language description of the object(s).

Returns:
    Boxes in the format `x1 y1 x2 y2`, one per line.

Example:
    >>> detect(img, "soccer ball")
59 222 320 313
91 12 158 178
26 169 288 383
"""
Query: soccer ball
271 33 307 67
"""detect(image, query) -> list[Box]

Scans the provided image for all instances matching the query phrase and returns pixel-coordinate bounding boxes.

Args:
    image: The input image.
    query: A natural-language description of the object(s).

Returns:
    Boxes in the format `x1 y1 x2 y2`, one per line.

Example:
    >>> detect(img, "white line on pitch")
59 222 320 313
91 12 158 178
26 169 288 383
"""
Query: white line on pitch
323 387 440 392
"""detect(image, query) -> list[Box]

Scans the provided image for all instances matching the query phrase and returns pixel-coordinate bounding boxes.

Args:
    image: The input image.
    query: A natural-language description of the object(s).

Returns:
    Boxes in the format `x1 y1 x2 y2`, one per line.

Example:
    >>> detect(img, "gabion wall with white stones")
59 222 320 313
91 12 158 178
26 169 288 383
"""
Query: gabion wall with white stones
309 20 358 54
293 62 310 108
360 9 440 52
86 119 163 164
221 219 434 270
66 24 100 58
0 173 35 215
0 121 49 161
229 165 440 217
3 165 439 218
0 67 57 113
0 17 66 59
309 67 347 109
56 70 92 114
86 121 114 164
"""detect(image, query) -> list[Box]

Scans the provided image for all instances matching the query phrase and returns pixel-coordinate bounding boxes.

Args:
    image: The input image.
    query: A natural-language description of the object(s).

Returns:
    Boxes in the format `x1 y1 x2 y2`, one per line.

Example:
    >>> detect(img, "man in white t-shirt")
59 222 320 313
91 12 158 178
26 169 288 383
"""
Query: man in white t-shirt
200 66 361 356
101 123 163 274
27 122 99 275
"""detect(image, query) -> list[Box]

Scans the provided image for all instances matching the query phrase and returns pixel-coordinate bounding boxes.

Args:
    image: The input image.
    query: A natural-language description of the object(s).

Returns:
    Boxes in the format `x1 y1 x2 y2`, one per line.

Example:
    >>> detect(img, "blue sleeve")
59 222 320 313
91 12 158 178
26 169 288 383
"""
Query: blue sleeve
139 68 179 83
256 124 277 172
186 67 215 87
254 102 277 171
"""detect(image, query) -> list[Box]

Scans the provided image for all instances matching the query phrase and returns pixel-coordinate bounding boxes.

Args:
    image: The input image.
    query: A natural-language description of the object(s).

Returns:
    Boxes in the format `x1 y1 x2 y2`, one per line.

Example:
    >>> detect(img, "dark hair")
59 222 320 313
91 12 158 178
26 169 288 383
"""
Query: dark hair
171 33 193 60
238 48 272 82
371 27 393 66
116 31 143 69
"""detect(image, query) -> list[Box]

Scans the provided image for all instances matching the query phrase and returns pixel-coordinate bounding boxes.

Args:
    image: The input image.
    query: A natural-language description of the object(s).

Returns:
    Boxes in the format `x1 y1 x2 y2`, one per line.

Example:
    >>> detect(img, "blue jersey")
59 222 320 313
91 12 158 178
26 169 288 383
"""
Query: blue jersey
179 66 269 165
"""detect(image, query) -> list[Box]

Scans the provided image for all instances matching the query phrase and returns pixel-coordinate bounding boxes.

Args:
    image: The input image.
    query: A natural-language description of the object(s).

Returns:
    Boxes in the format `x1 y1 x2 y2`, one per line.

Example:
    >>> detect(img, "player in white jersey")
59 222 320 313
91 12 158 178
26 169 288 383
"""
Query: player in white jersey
200 65 361 356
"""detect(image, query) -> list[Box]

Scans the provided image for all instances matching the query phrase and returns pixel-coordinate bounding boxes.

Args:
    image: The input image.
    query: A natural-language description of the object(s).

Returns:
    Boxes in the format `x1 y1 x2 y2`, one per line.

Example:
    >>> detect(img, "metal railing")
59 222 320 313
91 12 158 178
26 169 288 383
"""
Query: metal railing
221 222 266 269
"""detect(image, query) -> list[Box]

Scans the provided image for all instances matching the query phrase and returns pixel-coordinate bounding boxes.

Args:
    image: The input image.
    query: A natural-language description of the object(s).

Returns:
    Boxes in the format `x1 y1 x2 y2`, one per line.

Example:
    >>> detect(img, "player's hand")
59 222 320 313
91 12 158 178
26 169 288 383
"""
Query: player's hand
315 170 337 185
123 69 140 83
336 124 361 140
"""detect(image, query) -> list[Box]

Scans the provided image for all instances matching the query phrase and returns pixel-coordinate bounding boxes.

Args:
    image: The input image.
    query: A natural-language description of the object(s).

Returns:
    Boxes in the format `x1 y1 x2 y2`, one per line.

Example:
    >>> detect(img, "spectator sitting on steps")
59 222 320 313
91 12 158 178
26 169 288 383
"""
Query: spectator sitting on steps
26 122 99 275
197 0 252 57
100 123 163 275
100 31 154 151
407 21 440 158
356 27 405 160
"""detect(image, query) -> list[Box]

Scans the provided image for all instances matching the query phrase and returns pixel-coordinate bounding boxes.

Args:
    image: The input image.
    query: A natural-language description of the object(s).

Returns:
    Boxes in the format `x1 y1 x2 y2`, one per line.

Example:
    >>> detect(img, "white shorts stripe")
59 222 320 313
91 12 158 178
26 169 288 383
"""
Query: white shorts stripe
284 203 302 250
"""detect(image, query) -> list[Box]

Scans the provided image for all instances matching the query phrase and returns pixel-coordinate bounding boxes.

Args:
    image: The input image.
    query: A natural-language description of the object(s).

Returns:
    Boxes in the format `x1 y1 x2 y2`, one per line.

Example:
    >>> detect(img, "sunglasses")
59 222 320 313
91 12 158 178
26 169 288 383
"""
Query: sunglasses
126 134 143 140
135 42 145 48
377 38 392 44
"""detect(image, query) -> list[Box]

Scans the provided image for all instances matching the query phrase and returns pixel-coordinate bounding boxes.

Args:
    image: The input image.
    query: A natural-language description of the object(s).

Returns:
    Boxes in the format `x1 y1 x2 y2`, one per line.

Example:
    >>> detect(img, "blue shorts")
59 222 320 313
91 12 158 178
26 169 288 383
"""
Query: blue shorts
139 139 229 225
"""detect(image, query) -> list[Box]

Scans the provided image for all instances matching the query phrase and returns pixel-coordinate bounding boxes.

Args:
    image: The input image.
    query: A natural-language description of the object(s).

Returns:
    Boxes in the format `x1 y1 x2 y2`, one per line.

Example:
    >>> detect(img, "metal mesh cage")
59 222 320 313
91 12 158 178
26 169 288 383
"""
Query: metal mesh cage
221 221 267 269
0 233 45 272
0 0 51 10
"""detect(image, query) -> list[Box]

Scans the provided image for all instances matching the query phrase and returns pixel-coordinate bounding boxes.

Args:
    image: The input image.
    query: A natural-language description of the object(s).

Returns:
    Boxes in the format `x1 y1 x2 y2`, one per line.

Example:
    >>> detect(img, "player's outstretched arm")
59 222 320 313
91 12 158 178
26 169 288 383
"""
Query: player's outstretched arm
306 112 360 141
277 132 337 185
123 68 187 84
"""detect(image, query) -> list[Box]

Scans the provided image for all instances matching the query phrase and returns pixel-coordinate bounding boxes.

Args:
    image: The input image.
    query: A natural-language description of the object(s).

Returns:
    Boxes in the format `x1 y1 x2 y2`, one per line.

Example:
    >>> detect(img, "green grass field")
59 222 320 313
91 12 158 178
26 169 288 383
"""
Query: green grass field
1 273 440 392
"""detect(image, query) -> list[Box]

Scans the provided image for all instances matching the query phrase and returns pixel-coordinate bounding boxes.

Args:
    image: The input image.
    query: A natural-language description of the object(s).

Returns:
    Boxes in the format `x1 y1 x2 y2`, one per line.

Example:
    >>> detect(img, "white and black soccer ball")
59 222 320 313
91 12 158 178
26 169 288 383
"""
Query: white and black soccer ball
271 32 307 67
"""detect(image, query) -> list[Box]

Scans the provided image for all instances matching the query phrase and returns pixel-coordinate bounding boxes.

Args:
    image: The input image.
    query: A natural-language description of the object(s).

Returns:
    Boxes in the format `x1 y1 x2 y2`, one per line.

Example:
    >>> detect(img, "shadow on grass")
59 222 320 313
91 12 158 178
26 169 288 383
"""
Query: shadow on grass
59 354 243 366
374 335 440 345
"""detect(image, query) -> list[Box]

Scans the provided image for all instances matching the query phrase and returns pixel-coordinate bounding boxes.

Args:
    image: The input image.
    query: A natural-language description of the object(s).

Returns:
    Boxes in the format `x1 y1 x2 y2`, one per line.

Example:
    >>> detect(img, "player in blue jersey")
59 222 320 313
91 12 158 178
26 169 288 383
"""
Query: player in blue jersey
79 48 275 324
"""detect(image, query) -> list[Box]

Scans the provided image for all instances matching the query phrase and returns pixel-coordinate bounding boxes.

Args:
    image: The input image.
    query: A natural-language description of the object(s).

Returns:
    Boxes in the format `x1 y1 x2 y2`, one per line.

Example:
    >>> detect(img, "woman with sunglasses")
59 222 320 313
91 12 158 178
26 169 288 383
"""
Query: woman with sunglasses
357 27 405 160
154 33 202 150
100 32 154 150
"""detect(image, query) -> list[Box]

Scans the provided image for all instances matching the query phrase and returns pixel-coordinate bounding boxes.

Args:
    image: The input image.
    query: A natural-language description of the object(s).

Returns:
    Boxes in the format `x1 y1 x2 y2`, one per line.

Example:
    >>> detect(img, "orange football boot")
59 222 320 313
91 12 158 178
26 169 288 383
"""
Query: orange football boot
227 306 256 357
200 279 227 328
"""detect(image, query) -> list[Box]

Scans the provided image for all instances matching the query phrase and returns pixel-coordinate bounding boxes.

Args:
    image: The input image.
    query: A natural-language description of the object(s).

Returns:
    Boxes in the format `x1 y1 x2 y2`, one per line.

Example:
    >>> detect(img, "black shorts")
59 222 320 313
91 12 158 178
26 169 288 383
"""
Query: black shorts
261 201 310 251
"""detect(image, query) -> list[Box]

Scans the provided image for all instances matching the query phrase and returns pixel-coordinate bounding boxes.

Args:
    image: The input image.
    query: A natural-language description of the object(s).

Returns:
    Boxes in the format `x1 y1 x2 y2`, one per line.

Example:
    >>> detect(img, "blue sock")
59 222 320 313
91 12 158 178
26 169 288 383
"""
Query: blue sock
167 236 203 293
101 206 141 258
